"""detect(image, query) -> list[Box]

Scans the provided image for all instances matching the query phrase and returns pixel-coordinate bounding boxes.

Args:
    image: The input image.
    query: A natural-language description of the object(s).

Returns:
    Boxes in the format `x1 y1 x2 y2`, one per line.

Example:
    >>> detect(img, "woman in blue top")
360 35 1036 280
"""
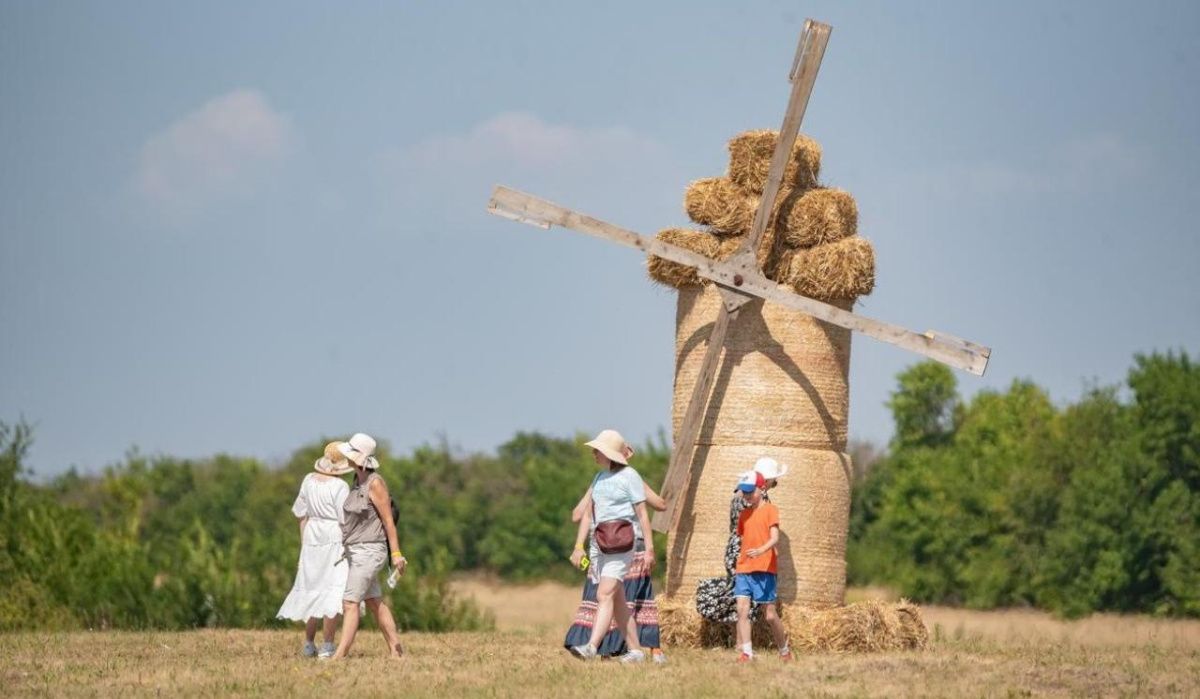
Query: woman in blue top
567 429 654 663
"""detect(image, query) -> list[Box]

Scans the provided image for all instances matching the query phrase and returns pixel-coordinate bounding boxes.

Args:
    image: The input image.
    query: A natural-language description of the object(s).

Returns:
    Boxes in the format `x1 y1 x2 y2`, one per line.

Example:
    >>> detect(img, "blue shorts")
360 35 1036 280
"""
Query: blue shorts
733 572 777 603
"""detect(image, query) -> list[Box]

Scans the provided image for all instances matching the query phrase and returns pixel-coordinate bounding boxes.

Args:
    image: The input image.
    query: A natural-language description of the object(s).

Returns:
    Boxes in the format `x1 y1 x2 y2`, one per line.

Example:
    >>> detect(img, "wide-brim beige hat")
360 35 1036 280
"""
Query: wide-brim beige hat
338 432 379 469
315 441 353 476
585 429 634 465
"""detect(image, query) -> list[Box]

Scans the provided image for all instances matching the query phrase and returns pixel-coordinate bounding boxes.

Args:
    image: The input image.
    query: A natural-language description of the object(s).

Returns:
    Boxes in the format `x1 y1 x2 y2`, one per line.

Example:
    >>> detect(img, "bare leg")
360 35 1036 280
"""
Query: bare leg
587 577 622 649
330 600 359 659
763 603 788 651
624 606 642 651
322 616 338 645
305 617 319 644
735 597 752 652
365 597 403 659
610 584 639 652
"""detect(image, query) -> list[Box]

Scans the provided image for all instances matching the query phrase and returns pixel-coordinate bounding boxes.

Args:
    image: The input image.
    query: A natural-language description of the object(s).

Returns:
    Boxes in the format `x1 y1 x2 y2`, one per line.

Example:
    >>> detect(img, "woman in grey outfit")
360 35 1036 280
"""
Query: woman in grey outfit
330 433 406 660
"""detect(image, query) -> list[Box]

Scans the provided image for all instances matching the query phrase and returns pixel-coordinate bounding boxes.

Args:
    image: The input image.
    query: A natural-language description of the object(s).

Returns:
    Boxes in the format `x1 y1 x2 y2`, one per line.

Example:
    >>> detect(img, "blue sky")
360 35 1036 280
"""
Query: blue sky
2 1 1198 477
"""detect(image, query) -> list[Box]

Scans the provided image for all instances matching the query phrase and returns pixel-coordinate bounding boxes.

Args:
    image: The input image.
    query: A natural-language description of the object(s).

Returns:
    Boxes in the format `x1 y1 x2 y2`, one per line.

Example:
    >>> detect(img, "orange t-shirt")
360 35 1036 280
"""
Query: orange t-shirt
735 502 780 574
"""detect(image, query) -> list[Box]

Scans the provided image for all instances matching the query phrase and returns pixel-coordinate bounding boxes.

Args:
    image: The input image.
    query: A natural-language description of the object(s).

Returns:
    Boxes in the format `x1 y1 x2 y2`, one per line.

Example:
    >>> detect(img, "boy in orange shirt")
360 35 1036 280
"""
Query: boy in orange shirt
733 470 791 662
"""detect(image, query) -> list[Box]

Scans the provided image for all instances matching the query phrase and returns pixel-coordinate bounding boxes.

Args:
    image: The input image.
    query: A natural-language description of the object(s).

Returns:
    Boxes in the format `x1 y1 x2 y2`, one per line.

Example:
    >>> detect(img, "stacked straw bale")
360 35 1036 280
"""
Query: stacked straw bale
667 286 853 608
728 130 821 193
648 130 917 650
648 130 873 300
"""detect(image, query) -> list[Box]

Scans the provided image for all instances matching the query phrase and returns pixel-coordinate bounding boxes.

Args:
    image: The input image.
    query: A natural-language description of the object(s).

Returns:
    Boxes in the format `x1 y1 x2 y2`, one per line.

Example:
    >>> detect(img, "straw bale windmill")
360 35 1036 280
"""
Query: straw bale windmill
487 20 989 648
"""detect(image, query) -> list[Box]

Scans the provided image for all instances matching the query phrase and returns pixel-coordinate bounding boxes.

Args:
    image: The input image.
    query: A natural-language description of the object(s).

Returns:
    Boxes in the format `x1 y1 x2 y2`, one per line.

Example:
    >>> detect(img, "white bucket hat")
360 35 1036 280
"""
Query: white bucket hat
314 441 353 476
753 456 789 481
584 429 634 465
338 432 379 469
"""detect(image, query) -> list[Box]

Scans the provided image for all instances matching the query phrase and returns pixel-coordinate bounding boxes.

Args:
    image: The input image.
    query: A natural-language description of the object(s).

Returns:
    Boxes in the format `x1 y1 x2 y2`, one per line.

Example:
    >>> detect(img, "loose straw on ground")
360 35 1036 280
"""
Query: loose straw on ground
657 595 929 652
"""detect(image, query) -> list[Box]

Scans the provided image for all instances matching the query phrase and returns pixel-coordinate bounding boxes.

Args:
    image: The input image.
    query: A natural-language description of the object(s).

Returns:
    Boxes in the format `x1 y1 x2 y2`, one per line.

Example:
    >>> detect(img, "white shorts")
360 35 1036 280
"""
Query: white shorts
589 542 633 582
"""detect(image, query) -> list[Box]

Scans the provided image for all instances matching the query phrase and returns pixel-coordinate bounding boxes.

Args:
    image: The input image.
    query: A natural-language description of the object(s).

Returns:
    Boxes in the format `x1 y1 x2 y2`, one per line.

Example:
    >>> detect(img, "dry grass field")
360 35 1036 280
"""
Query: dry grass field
3 579 1198 697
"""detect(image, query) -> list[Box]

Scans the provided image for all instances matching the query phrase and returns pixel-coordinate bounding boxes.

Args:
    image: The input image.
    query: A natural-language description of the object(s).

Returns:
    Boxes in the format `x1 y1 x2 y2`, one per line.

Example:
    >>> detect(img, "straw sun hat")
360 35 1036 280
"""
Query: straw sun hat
337 432 380 470
314 441 353 476
585 429 635 465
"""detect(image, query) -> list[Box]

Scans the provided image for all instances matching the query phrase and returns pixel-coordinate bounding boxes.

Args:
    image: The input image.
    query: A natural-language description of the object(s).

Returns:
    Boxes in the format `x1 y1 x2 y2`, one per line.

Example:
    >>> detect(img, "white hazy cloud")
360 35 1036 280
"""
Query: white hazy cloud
378 112 680 230
404 111 668 171
136 89 294 211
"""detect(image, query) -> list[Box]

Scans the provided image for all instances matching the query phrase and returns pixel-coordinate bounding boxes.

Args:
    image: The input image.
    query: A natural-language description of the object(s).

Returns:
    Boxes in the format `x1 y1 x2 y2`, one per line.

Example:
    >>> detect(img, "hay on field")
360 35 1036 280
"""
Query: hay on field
657 595 929 652
684 177 770 236
728 130 821 194
779 187 858 248
783 236 876 300
647 228 741 288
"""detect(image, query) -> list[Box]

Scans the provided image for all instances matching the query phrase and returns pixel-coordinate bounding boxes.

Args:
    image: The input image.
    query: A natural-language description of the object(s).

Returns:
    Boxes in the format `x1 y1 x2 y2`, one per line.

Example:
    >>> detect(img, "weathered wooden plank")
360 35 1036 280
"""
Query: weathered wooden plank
487 185 991 376
730 20 832 273
650 286 752 533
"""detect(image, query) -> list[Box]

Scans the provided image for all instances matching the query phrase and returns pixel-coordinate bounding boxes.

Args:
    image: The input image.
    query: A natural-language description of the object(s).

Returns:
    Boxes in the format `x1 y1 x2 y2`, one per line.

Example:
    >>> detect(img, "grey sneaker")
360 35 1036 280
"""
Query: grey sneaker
568 644 598 661
318 642 336 659
302 641 317 658
618 649 646 664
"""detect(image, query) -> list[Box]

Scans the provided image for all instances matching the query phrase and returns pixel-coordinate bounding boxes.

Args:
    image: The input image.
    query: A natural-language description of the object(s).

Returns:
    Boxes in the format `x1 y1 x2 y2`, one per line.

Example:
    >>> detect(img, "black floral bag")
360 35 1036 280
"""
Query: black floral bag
695 494 764 623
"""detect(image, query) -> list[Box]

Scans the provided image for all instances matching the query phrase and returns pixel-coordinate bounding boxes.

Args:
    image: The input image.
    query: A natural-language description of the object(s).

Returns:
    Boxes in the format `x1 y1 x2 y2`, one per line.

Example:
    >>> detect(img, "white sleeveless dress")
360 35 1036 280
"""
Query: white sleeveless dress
277 473 350 620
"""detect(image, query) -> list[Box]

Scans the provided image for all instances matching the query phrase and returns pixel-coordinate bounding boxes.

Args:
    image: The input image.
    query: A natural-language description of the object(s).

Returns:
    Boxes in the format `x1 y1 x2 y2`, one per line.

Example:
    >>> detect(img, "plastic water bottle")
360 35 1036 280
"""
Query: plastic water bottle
386 566 401 589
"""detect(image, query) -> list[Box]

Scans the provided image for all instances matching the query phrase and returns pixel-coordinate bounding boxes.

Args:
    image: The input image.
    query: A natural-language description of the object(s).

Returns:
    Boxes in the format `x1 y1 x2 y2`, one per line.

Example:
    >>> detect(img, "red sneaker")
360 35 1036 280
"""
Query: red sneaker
736 653 753 663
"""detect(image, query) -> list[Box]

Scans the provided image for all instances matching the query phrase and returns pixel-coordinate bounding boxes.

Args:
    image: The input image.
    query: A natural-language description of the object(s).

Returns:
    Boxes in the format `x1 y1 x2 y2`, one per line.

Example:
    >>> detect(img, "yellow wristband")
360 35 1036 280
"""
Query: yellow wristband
391 550 402 558
574 543 585 551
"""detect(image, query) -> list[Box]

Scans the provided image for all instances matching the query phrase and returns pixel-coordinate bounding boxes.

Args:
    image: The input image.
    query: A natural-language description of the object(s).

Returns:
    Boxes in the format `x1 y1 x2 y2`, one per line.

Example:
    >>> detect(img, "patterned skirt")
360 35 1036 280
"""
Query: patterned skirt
563 539 660 655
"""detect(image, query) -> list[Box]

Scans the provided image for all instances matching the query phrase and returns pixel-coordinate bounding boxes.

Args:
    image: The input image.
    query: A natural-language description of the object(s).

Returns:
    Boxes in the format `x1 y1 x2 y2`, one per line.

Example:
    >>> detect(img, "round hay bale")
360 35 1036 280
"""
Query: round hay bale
648 228 736 288
671 285 853 449
727 130 821 194
782 237 876 300
779 188 858 248
665 445 851 607
656 595 929 652
684 177 765 236
667 285 854 608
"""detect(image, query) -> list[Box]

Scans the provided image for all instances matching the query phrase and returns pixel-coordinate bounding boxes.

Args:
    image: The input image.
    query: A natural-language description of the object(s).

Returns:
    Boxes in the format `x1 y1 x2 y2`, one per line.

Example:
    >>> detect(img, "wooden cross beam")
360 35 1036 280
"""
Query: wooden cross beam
486 19 991 535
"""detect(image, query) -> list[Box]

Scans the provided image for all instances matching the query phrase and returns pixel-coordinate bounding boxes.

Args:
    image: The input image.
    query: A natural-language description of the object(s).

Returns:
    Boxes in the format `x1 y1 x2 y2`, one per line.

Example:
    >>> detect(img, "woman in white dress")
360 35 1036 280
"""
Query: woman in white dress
277 442 352 658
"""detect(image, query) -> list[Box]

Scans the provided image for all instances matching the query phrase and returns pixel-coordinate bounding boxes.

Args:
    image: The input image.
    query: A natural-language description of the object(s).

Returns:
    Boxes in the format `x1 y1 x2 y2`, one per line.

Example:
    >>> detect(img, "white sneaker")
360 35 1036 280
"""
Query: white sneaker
652 651 668 665
302 641 317 658
618 649 646 664
318 642 336 659
569 644 598 661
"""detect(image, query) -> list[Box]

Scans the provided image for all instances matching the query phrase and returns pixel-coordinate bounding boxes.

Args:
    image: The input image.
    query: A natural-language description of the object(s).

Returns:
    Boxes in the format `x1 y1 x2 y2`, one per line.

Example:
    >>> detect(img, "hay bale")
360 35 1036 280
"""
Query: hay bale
782 236 876 300
647 228 743 289
657 595 929 652
779 188 858 248
684 177 763 236
668 285 853 607
728 130 821 194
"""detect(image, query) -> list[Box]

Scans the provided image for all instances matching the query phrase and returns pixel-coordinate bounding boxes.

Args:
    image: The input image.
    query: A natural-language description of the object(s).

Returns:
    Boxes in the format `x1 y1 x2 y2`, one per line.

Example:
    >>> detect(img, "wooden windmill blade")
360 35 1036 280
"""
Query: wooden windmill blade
486 18 991 539
655 19 830 534
487 185 992 532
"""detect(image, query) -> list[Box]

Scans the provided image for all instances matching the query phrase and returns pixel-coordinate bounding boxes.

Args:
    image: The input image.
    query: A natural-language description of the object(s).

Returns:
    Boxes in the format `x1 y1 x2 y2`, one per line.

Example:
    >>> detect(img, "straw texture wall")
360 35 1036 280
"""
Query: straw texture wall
665 285 853 608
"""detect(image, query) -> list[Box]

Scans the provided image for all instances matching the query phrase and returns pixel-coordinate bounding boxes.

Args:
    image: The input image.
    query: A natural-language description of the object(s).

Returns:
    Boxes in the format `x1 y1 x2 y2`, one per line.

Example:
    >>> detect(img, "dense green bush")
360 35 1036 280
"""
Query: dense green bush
848 351 1200 617
0 424 668 630
3 350 1195 628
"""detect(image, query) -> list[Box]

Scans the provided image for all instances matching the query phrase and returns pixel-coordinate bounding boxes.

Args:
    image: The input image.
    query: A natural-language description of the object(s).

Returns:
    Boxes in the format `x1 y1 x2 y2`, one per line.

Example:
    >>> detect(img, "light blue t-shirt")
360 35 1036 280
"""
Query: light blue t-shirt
591 466 646 535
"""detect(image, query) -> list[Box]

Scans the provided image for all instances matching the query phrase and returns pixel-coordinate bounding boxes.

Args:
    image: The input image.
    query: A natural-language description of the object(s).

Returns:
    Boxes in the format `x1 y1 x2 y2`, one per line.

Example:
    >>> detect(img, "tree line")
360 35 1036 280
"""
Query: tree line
849 351 1198 617
1 350 1195 630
